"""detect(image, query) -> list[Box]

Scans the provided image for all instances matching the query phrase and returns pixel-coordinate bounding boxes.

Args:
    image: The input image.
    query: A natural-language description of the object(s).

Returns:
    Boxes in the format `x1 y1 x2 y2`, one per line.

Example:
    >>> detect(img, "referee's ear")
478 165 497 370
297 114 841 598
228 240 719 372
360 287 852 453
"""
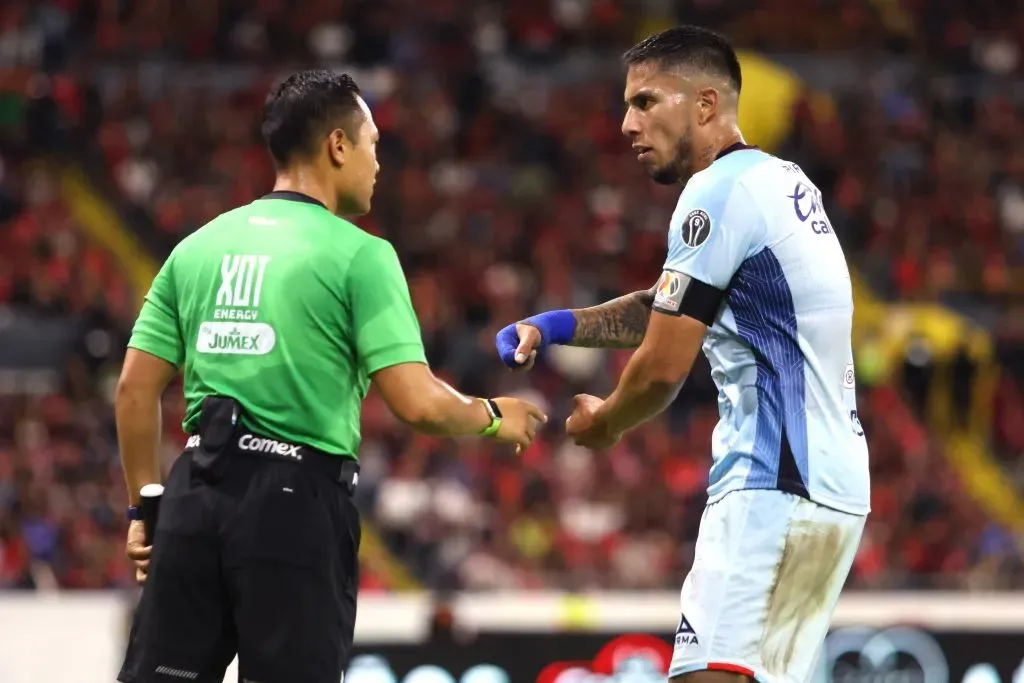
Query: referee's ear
327 128 350 168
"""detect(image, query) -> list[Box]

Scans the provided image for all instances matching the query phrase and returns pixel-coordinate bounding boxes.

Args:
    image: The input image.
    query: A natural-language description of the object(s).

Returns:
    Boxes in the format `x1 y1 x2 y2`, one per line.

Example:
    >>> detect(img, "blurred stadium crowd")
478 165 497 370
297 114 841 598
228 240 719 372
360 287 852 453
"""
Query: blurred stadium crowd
2 0 1024 591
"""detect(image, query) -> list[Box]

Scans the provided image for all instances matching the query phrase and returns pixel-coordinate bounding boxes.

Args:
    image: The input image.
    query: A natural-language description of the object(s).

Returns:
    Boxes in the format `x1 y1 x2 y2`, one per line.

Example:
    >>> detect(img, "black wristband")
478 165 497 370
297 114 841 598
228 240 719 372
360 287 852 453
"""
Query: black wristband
485 398 502 419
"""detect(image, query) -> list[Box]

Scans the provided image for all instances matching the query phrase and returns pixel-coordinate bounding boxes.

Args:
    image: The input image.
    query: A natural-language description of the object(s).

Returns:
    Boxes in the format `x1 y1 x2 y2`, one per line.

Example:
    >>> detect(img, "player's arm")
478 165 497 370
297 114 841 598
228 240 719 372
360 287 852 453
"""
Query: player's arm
352 241 545 448
573 179 766 445
586 283 713 439
569 286 658 348
495 287 655 366
116 257 184 506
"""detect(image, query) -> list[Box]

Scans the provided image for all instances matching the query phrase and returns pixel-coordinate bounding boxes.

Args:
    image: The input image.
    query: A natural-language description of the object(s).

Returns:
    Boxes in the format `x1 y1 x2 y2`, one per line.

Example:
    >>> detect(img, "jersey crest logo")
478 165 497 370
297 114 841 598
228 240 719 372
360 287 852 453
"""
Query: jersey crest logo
682 209 712 247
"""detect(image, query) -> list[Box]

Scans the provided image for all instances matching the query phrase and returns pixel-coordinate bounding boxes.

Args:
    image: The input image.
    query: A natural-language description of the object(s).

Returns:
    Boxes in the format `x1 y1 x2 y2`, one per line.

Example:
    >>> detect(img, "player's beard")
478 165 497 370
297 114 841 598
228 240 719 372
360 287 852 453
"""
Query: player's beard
650 128 693 186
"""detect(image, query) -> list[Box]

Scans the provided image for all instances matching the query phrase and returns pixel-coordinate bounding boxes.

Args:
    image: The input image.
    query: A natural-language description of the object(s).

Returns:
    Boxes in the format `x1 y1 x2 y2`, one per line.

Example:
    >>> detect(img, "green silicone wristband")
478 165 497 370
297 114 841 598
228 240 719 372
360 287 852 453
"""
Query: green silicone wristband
479 398 502 437
481 416 502 437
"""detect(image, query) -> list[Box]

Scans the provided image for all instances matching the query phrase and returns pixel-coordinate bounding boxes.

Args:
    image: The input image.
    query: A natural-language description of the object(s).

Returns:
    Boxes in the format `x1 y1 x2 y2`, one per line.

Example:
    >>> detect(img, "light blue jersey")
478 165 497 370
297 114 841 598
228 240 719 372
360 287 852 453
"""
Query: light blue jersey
657 146 870 515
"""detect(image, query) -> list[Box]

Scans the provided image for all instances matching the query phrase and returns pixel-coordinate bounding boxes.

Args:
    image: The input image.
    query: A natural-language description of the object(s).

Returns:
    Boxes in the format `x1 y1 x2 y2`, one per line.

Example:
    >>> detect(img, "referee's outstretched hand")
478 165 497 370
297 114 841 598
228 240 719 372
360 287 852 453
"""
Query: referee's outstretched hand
493 396 548 453
126 519 152 585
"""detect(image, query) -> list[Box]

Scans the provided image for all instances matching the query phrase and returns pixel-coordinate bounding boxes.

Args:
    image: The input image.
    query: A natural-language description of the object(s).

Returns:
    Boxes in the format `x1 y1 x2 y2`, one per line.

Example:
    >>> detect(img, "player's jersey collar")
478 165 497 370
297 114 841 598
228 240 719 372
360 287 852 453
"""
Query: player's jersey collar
260 190 328 210
716 142 759 160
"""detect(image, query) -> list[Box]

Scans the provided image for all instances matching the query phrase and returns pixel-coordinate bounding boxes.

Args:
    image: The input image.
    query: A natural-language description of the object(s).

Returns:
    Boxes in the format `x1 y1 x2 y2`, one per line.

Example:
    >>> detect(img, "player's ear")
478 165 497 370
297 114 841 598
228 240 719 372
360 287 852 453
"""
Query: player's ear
327 128 349 168
696 88 717 125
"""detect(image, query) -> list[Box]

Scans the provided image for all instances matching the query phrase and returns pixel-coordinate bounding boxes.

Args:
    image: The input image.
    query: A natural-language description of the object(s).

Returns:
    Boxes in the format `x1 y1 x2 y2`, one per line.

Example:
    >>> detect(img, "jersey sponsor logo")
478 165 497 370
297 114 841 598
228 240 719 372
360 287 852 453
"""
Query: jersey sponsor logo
843 364 856 389
681 209 712 247
238 434 302 460
214 308 259 321
674 614 699 647
810 219 833 235
653 270 685 312
197 321 276 355
217 254 271 308
788 181 834 234
185 434 201 449
788 181 823 222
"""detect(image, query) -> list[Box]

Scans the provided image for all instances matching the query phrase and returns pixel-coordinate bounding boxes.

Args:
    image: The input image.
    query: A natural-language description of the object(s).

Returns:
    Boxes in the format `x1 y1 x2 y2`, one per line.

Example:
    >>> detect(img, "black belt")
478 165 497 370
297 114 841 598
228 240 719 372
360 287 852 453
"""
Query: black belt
184 431 360 494
185 396 359 494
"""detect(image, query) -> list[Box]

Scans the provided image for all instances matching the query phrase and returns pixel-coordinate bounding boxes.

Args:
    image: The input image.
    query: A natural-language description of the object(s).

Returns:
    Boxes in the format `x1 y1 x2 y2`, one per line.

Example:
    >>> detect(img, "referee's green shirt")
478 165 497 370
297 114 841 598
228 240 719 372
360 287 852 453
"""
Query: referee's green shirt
127 192 427 458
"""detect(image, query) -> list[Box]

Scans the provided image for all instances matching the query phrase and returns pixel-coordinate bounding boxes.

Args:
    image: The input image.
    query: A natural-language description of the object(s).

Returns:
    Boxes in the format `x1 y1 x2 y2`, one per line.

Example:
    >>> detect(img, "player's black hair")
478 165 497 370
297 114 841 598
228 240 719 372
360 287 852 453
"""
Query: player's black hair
261 70 364 167
623 26 742 93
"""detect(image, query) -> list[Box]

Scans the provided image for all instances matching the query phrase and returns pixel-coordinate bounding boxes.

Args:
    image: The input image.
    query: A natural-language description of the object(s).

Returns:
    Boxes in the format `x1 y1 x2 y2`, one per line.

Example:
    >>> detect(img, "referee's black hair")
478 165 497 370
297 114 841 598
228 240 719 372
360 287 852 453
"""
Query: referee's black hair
261 70 364 168
623 26 742 93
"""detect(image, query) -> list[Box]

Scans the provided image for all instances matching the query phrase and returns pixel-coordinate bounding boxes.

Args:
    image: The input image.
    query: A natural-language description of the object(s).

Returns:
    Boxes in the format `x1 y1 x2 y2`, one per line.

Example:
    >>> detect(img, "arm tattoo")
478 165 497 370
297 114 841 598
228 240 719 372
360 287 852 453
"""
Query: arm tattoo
569 286 656 349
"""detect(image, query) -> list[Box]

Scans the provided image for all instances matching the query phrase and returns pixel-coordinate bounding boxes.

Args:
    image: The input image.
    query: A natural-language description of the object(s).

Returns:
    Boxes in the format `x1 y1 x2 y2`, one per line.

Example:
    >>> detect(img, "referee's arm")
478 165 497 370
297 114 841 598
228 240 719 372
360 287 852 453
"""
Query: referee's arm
350 240 509 436
117 256 183 505
116 256 183 581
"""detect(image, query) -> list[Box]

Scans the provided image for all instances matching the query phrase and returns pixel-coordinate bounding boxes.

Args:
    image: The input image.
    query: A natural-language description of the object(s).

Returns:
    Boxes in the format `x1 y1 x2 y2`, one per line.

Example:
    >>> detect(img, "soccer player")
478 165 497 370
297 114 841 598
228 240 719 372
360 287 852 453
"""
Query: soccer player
116 70 546 683
495 27 870 683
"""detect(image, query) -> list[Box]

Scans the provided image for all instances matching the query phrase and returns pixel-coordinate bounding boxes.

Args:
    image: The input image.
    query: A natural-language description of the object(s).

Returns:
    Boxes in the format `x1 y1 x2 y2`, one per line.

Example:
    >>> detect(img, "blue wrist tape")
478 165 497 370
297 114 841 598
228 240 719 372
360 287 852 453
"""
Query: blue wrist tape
495 310 576 368
525 310 577 347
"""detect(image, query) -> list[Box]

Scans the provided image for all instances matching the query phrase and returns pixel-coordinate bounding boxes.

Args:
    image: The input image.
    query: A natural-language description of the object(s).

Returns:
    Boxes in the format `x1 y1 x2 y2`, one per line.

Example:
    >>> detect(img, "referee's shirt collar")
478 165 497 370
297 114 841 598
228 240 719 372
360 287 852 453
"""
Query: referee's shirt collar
260 191 328 210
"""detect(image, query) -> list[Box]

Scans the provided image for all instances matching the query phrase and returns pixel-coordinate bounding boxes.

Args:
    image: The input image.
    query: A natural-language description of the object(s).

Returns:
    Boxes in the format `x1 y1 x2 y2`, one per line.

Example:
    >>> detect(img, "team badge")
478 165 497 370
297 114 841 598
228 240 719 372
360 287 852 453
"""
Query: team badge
681 209 712 247
653 270 684 313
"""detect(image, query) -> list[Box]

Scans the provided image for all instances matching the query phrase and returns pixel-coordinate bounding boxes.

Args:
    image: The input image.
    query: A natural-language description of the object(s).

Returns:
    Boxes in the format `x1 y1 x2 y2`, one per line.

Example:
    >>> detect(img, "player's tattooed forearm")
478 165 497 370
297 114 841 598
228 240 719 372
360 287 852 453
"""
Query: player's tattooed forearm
569 288 655 349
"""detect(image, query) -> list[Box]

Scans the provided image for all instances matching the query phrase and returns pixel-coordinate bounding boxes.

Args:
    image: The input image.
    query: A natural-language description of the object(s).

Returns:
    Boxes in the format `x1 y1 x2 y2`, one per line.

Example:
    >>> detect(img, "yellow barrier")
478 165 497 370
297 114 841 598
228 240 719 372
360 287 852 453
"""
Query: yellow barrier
735 51 804 153
358 523 423 592
57 166 156 311
849 276 1024 533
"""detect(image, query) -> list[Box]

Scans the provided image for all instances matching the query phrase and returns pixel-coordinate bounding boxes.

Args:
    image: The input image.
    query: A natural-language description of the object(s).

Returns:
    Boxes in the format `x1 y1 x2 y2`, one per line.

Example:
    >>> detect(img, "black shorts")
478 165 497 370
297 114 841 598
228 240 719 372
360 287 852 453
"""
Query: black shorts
119 447 361 683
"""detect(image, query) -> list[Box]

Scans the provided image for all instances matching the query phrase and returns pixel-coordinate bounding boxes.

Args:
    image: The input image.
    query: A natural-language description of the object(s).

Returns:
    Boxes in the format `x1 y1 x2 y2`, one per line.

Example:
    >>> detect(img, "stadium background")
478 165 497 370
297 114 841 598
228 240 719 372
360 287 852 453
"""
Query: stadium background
1 0 1024 681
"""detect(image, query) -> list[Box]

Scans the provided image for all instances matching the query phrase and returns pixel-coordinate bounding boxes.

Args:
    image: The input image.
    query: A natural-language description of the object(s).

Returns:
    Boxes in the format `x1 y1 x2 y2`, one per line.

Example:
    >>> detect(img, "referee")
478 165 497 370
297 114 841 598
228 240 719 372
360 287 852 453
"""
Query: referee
115 70 547 683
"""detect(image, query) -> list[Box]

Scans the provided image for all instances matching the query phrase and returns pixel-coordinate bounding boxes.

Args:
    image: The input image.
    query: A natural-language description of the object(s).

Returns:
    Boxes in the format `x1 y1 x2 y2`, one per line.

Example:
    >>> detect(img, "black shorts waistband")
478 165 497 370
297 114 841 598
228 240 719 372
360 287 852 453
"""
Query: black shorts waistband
183 431 359 493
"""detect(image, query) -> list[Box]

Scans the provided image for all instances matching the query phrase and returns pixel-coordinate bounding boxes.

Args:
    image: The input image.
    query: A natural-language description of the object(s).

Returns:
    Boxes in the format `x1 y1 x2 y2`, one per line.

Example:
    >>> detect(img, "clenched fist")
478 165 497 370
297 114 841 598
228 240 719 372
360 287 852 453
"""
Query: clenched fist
566 394 620 451
496 322 542 371
125 519 151 585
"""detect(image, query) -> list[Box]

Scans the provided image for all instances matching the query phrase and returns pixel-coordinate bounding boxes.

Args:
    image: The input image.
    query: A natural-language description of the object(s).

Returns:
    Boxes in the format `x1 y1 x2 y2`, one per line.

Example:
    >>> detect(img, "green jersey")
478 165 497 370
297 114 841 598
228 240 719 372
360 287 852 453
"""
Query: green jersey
128 192 427 457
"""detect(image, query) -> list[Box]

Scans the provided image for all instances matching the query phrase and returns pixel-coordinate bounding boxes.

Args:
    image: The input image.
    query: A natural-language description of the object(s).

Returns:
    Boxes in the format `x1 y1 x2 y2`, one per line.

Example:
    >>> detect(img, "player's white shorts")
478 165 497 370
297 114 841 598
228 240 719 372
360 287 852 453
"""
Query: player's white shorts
669 489 866 683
